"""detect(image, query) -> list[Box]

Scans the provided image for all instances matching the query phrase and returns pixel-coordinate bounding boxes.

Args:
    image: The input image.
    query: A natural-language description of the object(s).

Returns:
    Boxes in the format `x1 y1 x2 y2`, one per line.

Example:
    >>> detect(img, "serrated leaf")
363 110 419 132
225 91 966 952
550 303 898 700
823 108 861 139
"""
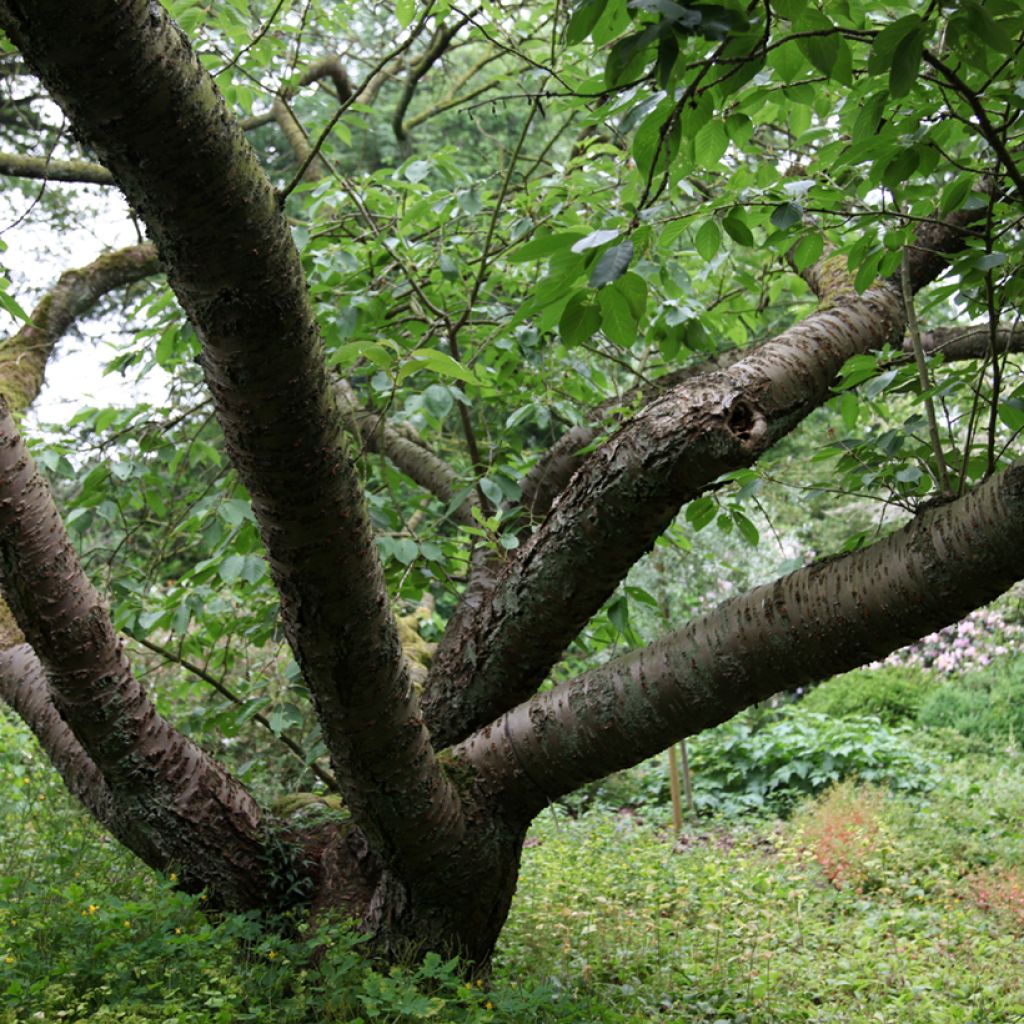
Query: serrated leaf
685 495 717 530
792 232 823 271
565 0 604 45
402 348 478 385
219 554 245 583
559 292 602 347
939 176 973 215
607 594 629 634
589 239 634 288
423 383 453 419
973 251 1007 271
695 220 721 262
840 391 858 430
694 119 728 167
393 538 418 565
395 0 415 27
867 14 923 74
480 477 504 506
732 510 759 546
864 368 899 398
507 231 587 263
598 287 636 346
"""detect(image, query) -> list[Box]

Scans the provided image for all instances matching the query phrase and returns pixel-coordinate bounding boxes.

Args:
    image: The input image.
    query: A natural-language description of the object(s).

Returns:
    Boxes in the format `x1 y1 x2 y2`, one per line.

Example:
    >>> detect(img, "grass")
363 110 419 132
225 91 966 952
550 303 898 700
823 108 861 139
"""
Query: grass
2 709 1024 1023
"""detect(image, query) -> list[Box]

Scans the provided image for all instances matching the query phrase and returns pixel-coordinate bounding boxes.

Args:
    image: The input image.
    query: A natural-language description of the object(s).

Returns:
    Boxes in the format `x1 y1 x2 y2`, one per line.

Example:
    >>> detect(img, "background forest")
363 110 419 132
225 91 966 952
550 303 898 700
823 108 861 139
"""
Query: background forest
1 0 1024 1019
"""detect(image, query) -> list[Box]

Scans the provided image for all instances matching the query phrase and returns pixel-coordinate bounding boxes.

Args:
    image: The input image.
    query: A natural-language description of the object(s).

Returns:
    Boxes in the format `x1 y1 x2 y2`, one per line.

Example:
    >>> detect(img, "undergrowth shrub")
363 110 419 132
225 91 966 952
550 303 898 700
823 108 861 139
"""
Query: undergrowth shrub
968 866 1024 932
577 706 936 817
792 783 895 892
800 666 931 725
917 657 1024 748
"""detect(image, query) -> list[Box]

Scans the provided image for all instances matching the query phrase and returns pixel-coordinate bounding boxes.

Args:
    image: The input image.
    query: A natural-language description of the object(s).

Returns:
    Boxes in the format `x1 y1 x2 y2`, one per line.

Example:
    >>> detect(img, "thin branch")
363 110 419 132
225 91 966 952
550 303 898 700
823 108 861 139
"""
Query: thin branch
132 634 340 791
900 246 952 496
0 149 114 184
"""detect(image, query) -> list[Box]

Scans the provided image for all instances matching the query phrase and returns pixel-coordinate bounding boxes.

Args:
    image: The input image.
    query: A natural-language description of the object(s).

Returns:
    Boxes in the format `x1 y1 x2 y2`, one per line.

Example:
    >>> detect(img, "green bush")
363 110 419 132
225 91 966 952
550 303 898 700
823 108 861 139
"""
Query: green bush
917 657 1024 748
576 705 936 818
800 666 931 726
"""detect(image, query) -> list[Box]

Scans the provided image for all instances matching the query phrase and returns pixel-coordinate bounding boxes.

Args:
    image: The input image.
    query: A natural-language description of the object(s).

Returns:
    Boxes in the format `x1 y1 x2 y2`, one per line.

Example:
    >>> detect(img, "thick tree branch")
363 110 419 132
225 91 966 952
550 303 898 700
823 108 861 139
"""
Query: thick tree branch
0 149 114 184
917 324 1024 360
0 643 166 868
0 401 296 907
0 0 463 879
423 281 905 747
0 242 161 646
392 17 471 152
460 459 1024 820
270 55 353 181
445 210 991 738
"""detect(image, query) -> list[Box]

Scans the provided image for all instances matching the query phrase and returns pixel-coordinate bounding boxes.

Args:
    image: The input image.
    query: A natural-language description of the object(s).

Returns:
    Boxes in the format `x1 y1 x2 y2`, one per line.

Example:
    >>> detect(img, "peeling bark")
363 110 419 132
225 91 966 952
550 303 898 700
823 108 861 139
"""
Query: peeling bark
459 460 1024 819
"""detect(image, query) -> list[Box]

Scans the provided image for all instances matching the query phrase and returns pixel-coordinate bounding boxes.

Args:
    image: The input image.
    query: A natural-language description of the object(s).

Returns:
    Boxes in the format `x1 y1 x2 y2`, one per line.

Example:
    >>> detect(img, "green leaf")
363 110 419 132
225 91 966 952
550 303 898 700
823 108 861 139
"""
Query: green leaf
972 251 1007 272
219 554 246 583
695 219 721 262
685 495 717 530
571 228 621 253
840 391 858 430
722 211 754 246
559 292 602 347
694 119 728 167
731 509 759 546
939 176 973 215
402 348 478 385
889 28 926 99
507 231 587 262
607 594 629 635
867 14 923 75
589 239 634 288
393 538 418 565
395 0 415 27
770 202 802 230
565 0 604 45
792 232 823 271
423 383 453 419
797 25 838 80
598 287 636 346
479 478 504 506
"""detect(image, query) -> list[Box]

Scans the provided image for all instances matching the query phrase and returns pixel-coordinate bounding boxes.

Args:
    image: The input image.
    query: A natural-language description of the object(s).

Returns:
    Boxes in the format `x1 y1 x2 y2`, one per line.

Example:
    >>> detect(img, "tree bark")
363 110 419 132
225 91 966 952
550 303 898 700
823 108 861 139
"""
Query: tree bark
423 282 905 748
0 399 300 907
0 0 460 885
459 459 1024 819
0 149 114 184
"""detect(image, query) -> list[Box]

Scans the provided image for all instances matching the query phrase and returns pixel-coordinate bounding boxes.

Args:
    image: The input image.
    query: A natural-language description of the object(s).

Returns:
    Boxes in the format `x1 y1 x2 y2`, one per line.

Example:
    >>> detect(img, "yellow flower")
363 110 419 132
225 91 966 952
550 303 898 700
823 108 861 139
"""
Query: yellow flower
485 1001 494 1011
4 955 14 964
267 950 278 960
87 905 99 915
169 873 177 883
123 921 131 929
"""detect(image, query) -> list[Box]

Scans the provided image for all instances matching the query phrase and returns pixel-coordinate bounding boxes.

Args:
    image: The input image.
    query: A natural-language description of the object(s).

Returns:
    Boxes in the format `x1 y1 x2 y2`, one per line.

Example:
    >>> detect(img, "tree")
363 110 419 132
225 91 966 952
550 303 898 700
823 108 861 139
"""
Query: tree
0 0 1022 967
